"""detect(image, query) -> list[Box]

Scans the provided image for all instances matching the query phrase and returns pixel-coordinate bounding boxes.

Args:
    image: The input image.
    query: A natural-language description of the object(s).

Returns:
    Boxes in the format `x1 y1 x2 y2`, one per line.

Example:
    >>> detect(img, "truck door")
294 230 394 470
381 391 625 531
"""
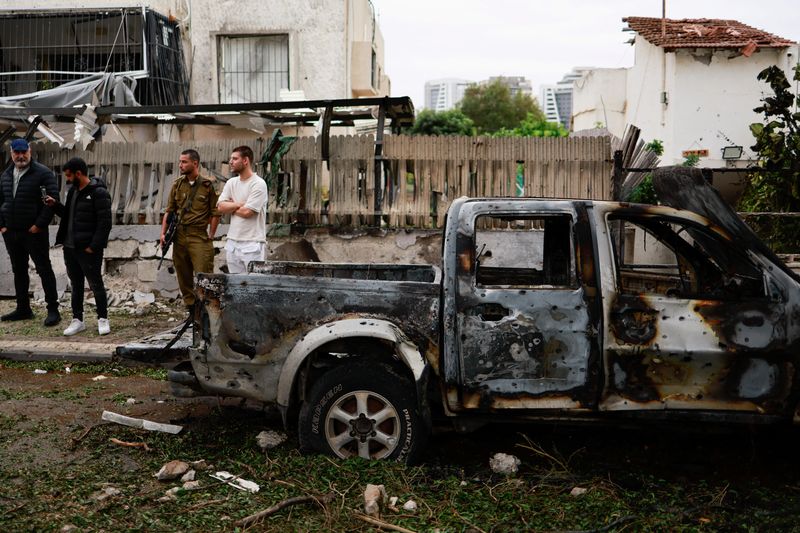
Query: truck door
600 211 794 417
453 202 598 410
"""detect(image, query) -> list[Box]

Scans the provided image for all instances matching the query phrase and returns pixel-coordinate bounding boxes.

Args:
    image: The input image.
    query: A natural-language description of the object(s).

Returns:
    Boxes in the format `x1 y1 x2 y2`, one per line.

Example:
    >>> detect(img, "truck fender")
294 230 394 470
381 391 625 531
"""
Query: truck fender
276 318 427 409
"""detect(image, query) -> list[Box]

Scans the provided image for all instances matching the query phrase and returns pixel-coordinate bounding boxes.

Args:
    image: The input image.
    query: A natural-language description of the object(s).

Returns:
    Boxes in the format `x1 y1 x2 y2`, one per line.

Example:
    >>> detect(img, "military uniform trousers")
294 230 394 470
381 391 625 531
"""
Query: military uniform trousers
172 225 214 307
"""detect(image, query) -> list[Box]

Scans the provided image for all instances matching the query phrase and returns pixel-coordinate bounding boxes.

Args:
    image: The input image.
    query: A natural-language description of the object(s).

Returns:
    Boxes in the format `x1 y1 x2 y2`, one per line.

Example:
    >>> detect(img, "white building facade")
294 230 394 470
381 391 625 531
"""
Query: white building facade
573 17 798 171
0 0 390 140
424 78 472 111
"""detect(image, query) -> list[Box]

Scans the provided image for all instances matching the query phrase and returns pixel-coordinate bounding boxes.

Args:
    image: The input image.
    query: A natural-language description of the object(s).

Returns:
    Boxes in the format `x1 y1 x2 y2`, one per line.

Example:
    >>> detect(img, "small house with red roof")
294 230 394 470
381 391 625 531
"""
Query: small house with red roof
573 16 797 194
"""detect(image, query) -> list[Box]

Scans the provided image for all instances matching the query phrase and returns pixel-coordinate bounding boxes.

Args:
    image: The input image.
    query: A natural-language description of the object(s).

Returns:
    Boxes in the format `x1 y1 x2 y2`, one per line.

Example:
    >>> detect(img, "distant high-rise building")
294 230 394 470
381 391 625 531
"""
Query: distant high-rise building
485 76 533 98
424 78 473 111
540 68 592 130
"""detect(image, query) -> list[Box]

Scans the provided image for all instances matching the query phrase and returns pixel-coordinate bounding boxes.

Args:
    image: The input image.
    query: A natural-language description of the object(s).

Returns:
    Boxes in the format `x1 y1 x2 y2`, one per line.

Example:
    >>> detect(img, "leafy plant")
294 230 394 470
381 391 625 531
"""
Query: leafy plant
459 79 544 134
409 109 474 136
738 64 800 252
492 113 568 138
627 174 657 204
644 139 664 156
682 154 700 167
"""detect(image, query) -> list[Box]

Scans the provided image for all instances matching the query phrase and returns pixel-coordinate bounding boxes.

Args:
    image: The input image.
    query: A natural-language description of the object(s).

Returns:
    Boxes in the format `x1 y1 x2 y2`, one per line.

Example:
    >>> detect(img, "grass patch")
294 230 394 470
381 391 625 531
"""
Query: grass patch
2 406 799 531
0 360 167 380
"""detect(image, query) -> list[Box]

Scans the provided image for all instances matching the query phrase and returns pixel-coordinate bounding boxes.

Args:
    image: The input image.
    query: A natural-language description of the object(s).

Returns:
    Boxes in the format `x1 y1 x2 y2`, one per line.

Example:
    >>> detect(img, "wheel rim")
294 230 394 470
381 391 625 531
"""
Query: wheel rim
324 390 401 460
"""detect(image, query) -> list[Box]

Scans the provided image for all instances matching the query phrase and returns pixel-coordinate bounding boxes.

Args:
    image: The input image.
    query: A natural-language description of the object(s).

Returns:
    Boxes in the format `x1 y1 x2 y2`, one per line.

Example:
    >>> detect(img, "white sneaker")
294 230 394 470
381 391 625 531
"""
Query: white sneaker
63 319 86 336
98 318 110 336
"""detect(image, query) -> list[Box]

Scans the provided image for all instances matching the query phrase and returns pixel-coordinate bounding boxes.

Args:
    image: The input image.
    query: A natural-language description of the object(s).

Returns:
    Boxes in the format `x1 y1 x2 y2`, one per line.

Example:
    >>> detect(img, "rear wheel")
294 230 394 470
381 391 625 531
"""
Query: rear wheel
298 361 428 463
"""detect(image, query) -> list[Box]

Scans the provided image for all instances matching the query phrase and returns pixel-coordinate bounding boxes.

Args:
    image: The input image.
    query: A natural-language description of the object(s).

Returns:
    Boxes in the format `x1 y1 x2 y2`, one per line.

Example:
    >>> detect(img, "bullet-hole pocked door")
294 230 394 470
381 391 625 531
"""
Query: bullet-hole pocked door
455 206 594 410
602 213 791 416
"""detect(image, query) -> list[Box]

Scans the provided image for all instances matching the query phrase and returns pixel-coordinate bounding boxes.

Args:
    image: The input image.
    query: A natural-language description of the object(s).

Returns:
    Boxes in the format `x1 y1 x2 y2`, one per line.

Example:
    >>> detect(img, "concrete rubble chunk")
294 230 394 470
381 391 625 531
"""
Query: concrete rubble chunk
255 429 288 450
180 469 196 482
570 487 588 497
182 480 201 490
402 499 418 512
190 459 209 470
363 484 386 517
133 290 156 305
155 460 191 481
60 525 78 532
91 486 121 501
489 452 521 475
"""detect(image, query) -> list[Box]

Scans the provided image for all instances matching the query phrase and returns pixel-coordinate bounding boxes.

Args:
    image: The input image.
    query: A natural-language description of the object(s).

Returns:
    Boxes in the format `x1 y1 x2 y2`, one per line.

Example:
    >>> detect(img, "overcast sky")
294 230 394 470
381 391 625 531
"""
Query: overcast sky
371 0 800 108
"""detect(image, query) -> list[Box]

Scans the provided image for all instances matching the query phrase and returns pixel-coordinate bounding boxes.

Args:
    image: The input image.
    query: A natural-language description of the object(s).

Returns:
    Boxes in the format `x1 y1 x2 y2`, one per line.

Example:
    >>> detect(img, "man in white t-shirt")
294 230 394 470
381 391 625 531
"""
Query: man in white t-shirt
216 145 268 274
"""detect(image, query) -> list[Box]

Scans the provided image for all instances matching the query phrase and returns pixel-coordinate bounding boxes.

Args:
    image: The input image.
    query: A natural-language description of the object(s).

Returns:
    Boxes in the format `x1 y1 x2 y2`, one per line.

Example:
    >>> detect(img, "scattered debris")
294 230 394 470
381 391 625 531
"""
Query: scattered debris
388 495 399 511
155 460 191 481
91 486 121 502
570 487 588 497
256 429 288 450
157 487 182 502
60 525 78 532
489 453 521 475
236 493 335 527
402 499 418 512
125 398 136 405
64 367 71 374
33 369 47 374
180 469 196 482
92 375 109 381
364 484 387 517
109 438 151 452
182 481 202 490
133 290 156 305
101 410 183 434
210 471 260 493
460 480 468 487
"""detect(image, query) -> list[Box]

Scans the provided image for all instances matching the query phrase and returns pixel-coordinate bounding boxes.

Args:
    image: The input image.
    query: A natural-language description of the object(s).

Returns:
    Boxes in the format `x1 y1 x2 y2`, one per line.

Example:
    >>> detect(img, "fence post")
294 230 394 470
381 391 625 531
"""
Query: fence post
612 149 624 201
373 100 387 225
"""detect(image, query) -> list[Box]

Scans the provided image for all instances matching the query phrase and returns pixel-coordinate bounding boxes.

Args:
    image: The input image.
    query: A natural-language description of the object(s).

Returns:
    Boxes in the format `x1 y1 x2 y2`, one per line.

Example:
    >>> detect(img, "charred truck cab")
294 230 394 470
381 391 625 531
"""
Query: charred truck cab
118 174 800 464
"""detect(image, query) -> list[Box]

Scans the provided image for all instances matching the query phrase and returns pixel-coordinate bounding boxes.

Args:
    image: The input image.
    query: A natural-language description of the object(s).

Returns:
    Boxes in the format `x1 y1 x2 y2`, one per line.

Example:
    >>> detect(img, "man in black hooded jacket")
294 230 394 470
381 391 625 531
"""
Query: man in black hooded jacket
0 138 60 325
45 157 112 336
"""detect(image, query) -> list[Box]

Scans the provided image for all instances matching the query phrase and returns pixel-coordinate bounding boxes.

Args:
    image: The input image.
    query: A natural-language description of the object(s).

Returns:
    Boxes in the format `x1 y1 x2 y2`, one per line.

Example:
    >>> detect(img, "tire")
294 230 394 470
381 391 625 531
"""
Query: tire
298 361 428 464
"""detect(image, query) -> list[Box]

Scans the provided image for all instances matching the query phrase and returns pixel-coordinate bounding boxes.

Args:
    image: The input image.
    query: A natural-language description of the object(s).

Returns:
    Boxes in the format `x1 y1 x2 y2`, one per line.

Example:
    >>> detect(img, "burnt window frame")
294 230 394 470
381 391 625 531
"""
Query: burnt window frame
607 213 767 301
471 212 578 290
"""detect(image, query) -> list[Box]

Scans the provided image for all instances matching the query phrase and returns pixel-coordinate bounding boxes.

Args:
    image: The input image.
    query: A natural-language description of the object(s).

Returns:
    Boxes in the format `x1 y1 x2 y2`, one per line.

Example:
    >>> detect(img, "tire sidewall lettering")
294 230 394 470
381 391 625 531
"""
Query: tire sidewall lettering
311 383 342 435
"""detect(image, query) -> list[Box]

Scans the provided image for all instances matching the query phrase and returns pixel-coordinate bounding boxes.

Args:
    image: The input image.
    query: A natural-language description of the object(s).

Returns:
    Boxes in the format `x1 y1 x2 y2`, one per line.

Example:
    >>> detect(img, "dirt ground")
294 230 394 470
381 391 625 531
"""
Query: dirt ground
0 298 185 343
2 362 800 530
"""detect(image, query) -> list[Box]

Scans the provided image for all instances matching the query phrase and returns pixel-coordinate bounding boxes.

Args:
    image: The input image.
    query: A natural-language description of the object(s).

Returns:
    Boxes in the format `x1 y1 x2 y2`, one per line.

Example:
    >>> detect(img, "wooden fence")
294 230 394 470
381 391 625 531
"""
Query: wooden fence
30 135 613 228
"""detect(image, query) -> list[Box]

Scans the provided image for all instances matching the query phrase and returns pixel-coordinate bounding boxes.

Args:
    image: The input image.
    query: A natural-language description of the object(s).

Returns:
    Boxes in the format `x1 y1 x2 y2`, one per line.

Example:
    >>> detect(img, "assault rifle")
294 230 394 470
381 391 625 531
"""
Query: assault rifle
157 211 178 270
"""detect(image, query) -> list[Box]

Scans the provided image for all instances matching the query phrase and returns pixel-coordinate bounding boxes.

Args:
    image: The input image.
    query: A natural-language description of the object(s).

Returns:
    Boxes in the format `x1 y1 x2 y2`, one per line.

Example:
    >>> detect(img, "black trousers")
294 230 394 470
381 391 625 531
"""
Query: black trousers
2 228 58 312
63 246 107 320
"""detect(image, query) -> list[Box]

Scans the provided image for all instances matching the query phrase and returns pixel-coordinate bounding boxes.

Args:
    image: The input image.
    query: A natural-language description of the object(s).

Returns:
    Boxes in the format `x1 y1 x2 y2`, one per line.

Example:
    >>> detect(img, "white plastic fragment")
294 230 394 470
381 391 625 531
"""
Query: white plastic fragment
101 410 183 434
389 496 399 507
125 398 136 405
364 484 386 517
33 369 47 374
64 367 71 374
402 499 418 512
489 452 521 475
210 471 260 493
92 375 109 381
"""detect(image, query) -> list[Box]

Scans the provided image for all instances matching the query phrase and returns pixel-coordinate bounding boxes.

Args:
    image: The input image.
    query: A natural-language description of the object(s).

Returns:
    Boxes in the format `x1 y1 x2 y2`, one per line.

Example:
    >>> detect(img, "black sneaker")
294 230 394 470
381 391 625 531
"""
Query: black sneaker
1 308 33 321
43 310 61 327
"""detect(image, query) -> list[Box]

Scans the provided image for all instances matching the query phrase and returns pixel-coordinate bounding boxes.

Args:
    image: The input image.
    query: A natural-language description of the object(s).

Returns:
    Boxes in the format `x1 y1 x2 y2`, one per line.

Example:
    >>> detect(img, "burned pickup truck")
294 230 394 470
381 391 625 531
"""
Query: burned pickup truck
119 168 800 463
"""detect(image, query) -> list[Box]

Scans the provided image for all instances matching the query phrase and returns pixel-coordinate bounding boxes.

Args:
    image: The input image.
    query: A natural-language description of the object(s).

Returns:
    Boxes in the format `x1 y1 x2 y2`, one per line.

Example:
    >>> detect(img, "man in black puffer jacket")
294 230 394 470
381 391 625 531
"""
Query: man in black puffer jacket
45 157 112 336
0 138 60 325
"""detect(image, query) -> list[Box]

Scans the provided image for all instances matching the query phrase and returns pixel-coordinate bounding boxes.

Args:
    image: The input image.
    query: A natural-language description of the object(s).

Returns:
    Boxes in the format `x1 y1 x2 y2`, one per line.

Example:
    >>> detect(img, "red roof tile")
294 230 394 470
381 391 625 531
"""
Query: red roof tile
623 17 795 50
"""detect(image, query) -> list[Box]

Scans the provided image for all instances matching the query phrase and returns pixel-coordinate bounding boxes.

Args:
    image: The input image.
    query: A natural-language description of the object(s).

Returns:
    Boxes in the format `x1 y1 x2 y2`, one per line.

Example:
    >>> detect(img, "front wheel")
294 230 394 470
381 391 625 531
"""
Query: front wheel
298 361 428 464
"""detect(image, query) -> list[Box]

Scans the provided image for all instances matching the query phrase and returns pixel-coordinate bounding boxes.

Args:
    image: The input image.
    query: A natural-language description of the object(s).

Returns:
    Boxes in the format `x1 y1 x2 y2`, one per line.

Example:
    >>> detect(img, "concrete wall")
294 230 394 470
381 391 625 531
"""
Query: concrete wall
0 226 443 302
572 68 628 136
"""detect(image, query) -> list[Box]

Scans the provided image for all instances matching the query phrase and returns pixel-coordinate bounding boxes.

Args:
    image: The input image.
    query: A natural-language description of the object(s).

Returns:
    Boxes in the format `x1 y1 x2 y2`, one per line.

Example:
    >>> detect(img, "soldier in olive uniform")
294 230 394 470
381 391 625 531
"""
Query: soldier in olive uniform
161 149 220 311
